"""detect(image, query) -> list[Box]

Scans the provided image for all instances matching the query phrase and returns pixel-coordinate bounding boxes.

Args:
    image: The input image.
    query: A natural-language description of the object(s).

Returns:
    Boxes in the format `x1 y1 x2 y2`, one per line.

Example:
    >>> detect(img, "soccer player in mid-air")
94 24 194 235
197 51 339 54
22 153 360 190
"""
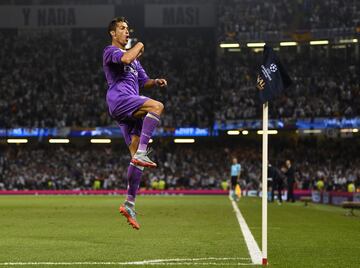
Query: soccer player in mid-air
103 17 167 230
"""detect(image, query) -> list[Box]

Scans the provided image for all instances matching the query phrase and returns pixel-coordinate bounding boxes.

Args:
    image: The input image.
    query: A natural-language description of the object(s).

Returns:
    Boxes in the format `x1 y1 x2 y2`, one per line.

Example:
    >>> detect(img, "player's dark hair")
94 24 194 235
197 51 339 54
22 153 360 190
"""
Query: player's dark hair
108 17 129 39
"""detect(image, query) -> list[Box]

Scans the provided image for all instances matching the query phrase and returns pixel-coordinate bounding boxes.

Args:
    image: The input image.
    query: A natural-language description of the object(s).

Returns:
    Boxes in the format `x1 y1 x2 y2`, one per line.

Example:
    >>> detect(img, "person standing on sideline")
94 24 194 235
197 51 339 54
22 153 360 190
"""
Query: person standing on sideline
229 157 241 201
285 160 295 202
268 163 284 204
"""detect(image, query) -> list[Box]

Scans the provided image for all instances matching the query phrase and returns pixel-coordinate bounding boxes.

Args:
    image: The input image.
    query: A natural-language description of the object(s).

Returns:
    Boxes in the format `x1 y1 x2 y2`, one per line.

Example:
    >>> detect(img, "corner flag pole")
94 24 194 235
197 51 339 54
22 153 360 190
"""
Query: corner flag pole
262 102 268 266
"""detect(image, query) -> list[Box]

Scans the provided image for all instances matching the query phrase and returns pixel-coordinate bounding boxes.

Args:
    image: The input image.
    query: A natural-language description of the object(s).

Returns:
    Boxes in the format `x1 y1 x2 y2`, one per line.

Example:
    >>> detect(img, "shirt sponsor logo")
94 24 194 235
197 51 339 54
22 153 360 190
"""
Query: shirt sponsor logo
124 63 138 76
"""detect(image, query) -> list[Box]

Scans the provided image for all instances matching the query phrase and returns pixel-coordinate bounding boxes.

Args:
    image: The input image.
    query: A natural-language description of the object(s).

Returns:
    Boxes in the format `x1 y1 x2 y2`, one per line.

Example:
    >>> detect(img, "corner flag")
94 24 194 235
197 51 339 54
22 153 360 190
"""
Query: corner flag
256 45 292 266
257 46 292 104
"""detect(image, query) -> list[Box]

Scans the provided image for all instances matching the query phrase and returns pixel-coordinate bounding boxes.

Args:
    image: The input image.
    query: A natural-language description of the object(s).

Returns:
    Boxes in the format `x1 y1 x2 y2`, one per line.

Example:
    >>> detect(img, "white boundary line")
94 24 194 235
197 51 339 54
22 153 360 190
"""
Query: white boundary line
0 263 256 266
231 200 262 265
131 257 251 262
0 257 254 266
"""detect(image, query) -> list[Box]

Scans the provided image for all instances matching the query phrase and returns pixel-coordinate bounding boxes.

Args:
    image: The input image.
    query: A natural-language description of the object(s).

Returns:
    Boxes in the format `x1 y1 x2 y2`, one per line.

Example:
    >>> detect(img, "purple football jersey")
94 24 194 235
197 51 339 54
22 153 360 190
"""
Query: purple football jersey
103 45 149 117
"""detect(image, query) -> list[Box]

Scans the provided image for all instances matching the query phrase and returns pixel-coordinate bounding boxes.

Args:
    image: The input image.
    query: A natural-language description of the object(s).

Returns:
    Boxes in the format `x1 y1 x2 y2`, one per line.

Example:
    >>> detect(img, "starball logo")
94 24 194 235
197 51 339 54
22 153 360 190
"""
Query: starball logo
269 63 277 72
261 63 278 81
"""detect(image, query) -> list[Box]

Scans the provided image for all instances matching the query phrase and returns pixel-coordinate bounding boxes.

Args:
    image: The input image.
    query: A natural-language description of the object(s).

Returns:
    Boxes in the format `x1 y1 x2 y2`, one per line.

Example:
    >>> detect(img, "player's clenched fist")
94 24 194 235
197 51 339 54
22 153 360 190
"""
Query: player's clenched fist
155 78 168 87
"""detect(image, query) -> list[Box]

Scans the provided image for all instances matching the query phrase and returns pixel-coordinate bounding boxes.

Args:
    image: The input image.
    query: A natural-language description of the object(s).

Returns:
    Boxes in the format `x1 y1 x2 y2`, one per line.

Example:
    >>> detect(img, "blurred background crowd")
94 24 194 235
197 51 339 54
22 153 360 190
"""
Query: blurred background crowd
1 0 359 192
1 31 358 128
218 0 359 40
1 139 359 192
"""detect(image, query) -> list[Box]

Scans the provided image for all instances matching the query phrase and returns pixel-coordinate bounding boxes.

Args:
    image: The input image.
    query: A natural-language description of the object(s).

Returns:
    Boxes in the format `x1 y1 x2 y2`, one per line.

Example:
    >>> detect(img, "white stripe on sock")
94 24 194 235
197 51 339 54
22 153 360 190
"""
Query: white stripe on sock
130 162 144 171
146 113 160 121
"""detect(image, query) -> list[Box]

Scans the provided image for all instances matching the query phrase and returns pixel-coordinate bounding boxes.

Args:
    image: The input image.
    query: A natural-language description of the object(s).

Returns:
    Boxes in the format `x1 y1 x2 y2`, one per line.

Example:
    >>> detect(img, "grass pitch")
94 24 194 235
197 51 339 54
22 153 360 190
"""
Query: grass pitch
0 195 359 267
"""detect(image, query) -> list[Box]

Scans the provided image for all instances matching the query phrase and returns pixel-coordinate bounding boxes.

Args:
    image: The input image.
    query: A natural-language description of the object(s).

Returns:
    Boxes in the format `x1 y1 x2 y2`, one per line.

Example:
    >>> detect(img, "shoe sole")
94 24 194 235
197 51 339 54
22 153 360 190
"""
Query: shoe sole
131 158 157 168
119 206 140 230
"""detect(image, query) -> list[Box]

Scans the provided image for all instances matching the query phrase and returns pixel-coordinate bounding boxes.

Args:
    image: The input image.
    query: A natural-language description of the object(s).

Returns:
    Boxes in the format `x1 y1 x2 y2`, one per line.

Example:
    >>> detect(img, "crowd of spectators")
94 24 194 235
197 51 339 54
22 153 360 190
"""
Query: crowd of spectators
275 139 360 192
304 0 360 29
1 0 359 129
0 30 215 129
1 140 359 192
217 0 360 41
0 30 109 128
1 29 358 129
215 46 359 122
218 0 295 40
140 34 216 128
1 3 359 197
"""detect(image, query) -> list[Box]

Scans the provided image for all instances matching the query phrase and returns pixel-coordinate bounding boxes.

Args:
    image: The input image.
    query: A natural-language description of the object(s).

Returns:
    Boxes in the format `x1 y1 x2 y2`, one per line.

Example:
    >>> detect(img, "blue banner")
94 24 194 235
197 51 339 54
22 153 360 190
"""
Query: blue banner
174 128 210 136
1 117 359 138
296 118 360 129
1 128 58 137
69 127 121 137
214 119 284 131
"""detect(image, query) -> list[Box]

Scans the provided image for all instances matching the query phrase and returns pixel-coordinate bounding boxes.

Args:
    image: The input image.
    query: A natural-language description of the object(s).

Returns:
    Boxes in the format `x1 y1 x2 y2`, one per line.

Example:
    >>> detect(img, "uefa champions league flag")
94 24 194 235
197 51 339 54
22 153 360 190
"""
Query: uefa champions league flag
257 45 292 104
256 45 292 266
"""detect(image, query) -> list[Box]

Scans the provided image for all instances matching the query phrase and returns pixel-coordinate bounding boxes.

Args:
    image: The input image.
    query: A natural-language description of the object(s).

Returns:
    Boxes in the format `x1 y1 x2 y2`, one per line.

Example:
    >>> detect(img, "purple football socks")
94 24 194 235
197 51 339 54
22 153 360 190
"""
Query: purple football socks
138 112 160 151
126 164 143 203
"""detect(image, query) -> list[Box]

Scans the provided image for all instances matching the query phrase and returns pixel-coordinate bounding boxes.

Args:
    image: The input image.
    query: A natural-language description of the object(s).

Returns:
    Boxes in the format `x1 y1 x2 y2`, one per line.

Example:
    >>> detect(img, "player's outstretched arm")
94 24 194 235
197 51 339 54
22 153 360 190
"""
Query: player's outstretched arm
121 42 144 65
143 78 167 89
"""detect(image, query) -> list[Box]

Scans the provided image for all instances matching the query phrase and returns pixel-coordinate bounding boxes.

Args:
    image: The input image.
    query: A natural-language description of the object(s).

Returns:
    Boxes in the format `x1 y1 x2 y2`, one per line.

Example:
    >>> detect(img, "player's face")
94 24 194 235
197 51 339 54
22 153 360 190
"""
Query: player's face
113 22 129 47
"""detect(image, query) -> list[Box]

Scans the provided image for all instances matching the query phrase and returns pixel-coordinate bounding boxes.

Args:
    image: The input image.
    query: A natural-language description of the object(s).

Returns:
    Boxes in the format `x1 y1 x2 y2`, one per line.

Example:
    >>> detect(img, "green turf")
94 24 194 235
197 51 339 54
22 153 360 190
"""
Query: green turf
0 196 359 268
0 196 250 268
239 198 360 268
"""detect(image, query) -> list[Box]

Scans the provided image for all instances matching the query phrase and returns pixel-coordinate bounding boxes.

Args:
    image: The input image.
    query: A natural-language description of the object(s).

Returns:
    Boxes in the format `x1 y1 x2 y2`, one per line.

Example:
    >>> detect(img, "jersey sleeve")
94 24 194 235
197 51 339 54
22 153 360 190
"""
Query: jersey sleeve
103 47 124 65
136 61 150 88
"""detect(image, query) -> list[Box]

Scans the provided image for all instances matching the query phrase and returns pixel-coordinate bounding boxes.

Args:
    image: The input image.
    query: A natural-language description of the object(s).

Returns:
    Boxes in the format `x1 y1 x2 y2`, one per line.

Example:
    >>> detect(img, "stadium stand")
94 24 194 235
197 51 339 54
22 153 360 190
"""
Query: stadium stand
1 30 358 127
215 47 359 121
0 0 359 193
218 0 360 41
0 31 215 128
1 140 359 191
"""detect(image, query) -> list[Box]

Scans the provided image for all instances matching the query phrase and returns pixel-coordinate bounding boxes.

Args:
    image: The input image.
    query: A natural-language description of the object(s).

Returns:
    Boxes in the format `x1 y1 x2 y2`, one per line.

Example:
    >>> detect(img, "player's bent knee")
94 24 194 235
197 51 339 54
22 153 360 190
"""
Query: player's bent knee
158 102 164 113
151 101 164 115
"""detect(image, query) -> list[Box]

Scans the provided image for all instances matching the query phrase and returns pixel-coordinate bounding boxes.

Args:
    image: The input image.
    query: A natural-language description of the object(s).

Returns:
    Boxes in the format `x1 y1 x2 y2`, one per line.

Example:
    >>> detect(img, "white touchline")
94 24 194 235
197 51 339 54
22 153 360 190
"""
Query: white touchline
137 257 251 263
139 263 257 266
0 257 254 266
0 263 256 266
231 200 263 265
